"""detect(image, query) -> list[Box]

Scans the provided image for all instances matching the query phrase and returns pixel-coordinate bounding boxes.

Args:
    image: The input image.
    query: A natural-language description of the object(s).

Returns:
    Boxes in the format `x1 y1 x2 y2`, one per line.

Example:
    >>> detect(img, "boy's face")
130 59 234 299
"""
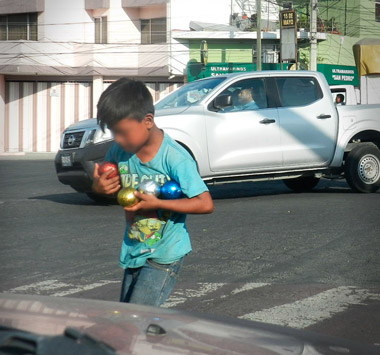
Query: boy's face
110 115 153 153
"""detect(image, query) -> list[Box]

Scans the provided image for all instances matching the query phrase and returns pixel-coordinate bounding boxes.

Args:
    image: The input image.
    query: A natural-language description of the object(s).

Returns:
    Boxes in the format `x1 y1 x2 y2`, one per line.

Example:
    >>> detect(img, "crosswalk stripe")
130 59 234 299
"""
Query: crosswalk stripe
231 282 270 295
50 280 119 297
162 282 226 308
7 280 71 294
5 280 119 297
163 282 270 308
239 286 380 329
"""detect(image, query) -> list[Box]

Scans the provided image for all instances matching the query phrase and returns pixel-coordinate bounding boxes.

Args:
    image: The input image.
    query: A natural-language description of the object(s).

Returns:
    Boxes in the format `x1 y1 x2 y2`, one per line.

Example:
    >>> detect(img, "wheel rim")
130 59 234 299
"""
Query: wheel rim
357 154 380 184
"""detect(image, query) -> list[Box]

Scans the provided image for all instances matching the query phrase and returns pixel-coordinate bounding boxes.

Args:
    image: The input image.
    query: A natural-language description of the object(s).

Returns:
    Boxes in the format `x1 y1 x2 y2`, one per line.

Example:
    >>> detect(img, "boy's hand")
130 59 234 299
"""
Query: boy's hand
92 163 121 195
123 191 161 212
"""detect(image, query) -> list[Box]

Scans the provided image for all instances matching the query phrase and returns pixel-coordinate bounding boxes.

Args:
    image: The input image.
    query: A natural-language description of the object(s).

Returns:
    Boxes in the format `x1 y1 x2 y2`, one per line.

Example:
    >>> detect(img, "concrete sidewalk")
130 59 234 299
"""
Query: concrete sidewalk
0 152 56 160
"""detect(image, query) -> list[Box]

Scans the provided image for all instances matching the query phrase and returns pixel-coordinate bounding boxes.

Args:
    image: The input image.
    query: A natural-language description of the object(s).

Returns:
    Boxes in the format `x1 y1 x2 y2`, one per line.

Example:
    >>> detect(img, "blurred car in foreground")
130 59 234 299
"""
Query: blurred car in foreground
0 293 378 355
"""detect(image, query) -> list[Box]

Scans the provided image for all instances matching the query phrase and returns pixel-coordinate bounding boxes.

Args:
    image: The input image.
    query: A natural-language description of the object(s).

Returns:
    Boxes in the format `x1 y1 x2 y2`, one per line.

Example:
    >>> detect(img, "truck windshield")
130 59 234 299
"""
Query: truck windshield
155 77 226 109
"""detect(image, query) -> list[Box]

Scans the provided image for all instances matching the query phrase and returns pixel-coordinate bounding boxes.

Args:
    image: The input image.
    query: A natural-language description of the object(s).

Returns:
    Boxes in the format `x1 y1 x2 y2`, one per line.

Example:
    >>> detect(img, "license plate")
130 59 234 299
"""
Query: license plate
61 154 72 167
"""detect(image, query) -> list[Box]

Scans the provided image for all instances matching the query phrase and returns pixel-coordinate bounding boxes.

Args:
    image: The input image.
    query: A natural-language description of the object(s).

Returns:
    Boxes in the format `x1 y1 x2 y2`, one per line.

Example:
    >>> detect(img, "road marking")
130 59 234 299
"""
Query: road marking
5 280 119 297
7 280 71 294
162 282 225 308
231 282 270 295
50 280 119 297
239 286 380 329
163 282 271 307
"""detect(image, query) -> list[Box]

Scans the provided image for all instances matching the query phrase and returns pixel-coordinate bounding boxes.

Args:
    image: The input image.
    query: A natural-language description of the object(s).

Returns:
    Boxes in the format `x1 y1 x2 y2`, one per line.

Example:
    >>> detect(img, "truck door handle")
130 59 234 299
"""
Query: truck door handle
260 118 276 124
317 114 331 119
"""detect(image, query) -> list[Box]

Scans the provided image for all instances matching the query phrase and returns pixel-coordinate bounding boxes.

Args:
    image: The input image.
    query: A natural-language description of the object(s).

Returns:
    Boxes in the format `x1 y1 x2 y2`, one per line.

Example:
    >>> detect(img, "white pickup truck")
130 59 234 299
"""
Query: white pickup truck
55 71 380 199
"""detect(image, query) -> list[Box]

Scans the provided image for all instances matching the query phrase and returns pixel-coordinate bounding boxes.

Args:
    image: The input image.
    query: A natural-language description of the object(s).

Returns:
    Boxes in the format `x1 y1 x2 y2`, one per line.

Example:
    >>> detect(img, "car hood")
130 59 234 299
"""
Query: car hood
0 293 377 355
155 106 191 117
64 118 98 131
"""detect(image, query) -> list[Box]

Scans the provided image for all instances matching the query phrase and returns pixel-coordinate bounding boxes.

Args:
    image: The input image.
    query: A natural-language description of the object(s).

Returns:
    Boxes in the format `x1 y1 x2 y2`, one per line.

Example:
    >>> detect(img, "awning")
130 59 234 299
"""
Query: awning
353 38 380 76
189 21 239 32
85 0 110 10
0 0 44 14
122 0 166 7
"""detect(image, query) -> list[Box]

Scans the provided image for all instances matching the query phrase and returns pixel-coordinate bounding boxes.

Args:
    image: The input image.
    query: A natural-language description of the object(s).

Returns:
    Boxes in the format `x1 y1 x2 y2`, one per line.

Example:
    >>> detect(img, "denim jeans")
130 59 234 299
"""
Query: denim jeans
120 257 183 307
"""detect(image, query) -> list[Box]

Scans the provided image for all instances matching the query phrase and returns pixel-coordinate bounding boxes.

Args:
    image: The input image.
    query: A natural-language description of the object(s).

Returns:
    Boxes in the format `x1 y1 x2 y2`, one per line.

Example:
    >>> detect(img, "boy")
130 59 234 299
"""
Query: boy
92 78 213 307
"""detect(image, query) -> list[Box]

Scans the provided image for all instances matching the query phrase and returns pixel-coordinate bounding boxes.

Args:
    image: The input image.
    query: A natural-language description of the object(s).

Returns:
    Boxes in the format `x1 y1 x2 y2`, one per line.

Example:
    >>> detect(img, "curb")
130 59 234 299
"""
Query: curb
0 152 56 160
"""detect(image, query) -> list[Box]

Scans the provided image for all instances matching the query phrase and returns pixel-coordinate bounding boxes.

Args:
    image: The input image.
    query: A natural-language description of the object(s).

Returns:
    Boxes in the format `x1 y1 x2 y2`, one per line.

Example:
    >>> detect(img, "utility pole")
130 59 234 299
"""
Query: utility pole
309 0 318 71
256 0 261 71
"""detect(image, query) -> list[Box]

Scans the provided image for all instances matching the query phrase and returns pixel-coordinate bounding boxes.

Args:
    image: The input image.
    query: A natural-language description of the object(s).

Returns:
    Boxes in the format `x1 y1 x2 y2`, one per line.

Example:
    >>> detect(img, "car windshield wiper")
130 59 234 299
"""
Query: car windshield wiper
0 326 116 355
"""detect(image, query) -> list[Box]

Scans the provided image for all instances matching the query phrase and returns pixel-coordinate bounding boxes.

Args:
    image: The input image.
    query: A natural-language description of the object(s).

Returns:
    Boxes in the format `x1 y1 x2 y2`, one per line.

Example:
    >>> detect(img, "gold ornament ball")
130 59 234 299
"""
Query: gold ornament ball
117 187 139 207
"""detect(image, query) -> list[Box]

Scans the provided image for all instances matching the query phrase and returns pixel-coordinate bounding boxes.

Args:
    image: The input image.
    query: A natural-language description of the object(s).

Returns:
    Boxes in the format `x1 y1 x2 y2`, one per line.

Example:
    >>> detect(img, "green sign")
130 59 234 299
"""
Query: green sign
187 62 282 82
187 62 251 82
317 64 358 86
187 61 358 87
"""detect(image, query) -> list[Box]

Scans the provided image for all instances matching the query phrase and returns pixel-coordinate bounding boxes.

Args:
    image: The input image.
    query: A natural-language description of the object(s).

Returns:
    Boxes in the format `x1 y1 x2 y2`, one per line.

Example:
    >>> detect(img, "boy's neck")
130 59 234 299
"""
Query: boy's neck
136 126 164 163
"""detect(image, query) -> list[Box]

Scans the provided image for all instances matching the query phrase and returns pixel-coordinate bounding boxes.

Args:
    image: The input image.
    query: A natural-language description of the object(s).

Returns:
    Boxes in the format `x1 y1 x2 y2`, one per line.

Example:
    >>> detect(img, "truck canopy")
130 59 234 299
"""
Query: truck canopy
353 38 380 76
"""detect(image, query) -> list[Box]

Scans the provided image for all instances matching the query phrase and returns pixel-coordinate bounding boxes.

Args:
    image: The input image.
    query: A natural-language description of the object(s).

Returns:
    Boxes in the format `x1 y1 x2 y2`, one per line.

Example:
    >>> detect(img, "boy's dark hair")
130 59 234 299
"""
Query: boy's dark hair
97 77 154 131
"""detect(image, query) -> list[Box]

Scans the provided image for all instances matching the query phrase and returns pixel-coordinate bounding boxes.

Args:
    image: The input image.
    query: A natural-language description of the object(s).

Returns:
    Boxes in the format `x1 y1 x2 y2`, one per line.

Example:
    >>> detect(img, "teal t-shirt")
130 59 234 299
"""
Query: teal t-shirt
104 132 208 269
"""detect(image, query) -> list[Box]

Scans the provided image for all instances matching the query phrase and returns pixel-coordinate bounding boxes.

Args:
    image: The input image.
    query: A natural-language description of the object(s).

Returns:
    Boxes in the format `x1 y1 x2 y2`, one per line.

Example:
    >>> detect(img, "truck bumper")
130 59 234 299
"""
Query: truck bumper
55 141 114 193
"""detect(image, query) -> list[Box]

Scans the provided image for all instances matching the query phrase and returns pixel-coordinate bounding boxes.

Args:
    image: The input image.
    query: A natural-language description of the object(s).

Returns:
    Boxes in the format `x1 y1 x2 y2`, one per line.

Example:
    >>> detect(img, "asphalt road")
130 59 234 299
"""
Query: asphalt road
1 158 380 347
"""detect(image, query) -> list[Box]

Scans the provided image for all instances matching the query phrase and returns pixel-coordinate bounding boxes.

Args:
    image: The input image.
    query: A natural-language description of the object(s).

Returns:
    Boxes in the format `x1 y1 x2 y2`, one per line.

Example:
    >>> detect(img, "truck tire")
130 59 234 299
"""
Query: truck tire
283 176 320 192
345 145 380 193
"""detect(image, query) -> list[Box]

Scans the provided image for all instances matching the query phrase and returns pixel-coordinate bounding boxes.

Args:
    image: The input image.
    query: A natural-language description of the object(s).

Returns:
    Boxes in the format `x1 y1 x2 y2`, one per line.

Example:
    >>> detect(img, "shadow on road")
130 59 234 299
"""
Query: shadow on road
28 179 354 205
29 193 116 206
208 179 352 200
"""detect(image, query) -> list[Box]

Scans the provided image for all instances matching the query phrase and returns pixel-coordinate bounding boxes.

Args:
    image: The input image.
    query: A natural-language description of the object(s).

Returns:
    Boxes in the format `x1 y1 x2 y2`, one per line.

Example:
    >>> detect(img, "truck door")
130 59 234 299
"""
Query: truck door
205 78 283 173
274 76 338 167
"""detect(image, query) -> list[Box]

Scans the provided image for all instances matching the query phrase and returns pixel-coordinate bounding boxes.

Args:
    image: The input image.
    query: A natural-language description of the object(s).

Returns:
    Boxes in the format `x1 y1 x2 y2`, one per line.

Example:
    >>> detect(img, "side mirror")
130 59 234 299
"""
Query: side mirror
211 94 232 111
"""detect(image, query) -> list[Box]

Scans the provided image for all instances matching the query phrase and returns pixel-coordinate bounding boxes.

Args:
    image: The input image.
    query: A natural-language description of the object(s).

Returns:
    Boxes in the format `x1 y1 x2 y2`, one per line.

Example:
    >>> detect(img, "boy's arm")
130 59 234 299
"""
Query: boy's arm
123 190 213 214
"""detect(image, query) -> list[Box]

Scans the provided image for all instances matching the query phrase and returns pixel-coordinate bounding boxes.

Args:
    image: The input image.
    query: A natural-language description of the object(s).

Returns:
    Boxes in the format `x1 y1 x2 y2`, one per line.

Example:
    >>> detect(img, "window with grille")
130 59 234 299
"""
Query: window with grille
95 17 107 44
0 13 38 41
141 18 166 44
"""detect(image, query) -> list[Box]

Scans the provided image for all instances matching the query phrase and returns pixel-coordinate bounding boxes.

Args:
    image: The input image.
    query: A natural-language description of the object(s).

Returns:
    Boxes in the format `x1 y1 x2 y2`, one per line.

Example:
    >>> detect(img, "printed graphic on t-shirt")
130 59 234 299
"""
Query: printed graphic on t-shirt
120 162 171 246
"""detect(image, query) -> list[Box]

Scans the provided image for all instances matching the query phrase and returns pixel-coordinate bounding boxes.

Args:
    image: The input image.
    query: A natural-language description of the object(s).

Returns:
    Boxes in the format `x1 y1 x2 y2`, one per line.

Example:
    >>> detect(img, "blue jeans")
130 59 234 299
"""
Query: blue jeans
120 258 183 307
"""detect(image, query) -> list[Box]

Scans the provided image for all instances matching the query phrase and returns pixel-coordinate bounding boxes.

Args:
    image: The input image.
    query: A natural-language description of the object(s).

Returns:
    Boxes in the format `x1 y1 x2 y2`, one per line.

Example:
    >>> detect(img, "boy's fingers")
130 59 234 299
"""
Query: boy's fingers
109 185 121 194
108 175 121 183
123 202 141 212
93 163 100 179
133 191 144 199
104 168 117 178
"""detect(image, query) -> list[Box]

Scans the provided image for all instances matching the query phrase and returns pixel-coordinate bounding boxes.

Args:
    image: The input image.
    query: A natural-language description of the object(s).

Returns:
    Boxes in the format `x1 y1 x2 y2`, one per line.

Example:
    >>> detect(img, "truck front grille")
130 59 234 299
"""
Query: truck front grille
62 131 85 149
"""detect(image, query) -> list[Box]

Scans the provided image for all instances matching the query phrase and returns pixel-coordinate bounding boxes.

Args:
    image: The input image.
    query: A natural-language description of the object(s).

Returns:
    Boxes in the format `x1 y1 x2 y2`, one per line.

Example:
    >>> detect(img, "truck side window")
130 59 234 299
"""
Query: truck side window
216 78 268 112
275 77 323 107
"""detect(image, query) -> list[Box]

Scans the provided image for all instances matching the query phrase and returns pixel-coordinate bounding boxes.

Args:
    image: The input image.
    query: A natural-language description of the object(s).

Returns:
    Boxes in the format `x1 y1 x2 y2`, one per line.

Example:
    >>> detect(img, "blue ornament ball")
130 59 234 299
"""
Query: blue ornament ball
160 180 182 199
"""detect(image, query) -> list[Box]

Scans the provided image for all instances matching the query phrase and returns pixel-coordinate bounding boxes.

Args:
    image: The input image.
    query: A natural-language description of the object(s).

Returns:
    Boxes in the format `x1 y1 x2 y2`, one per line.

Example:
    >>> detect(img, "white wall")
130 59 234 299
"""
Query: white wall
39 0 93 43
108 0 140 43
170 0 232 31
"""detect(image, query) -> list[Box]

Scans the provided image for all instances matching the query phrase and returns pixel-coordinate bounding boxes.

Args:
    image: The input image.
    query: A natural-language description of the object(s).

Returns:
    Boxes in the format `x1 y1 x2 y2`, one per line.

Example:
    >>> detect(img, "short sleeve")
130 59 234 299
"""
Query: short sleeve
104 142 119 163
170 159 208 198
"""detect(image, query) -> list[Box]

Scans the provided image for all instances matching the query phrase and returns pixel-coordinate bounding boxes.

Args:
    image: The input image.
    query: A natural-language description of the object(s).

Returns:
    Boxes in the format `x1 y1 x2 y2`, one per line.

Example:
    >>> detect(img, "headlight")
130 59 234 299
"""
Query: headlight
85 128 113 145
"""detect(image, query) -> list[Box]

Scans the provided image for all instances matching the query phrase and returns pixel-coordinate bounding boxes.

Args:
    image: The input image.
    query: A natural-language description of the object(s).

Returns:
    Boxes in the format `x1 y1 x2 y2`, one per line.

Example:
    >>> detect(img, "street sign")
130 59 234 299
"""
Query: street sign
280 10 296 28
280 10 297 61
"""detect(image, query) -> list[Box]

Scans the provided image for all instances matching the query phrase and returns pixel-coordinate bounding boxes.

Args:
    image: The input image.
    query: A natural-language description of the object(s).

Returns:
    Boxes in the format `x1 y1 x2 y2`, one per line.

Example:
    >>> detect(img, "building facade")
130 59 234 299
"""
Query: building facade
0 0 188 153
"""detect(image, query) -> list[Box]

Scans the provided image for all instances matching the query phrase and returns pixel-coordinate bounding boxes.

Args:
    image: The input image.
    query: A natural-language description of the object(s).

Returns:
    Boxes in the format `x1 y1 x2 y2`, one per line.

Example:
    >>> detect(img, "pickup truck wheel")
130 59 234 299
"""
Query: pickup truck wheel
283 176 320 192
345 145 380 193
